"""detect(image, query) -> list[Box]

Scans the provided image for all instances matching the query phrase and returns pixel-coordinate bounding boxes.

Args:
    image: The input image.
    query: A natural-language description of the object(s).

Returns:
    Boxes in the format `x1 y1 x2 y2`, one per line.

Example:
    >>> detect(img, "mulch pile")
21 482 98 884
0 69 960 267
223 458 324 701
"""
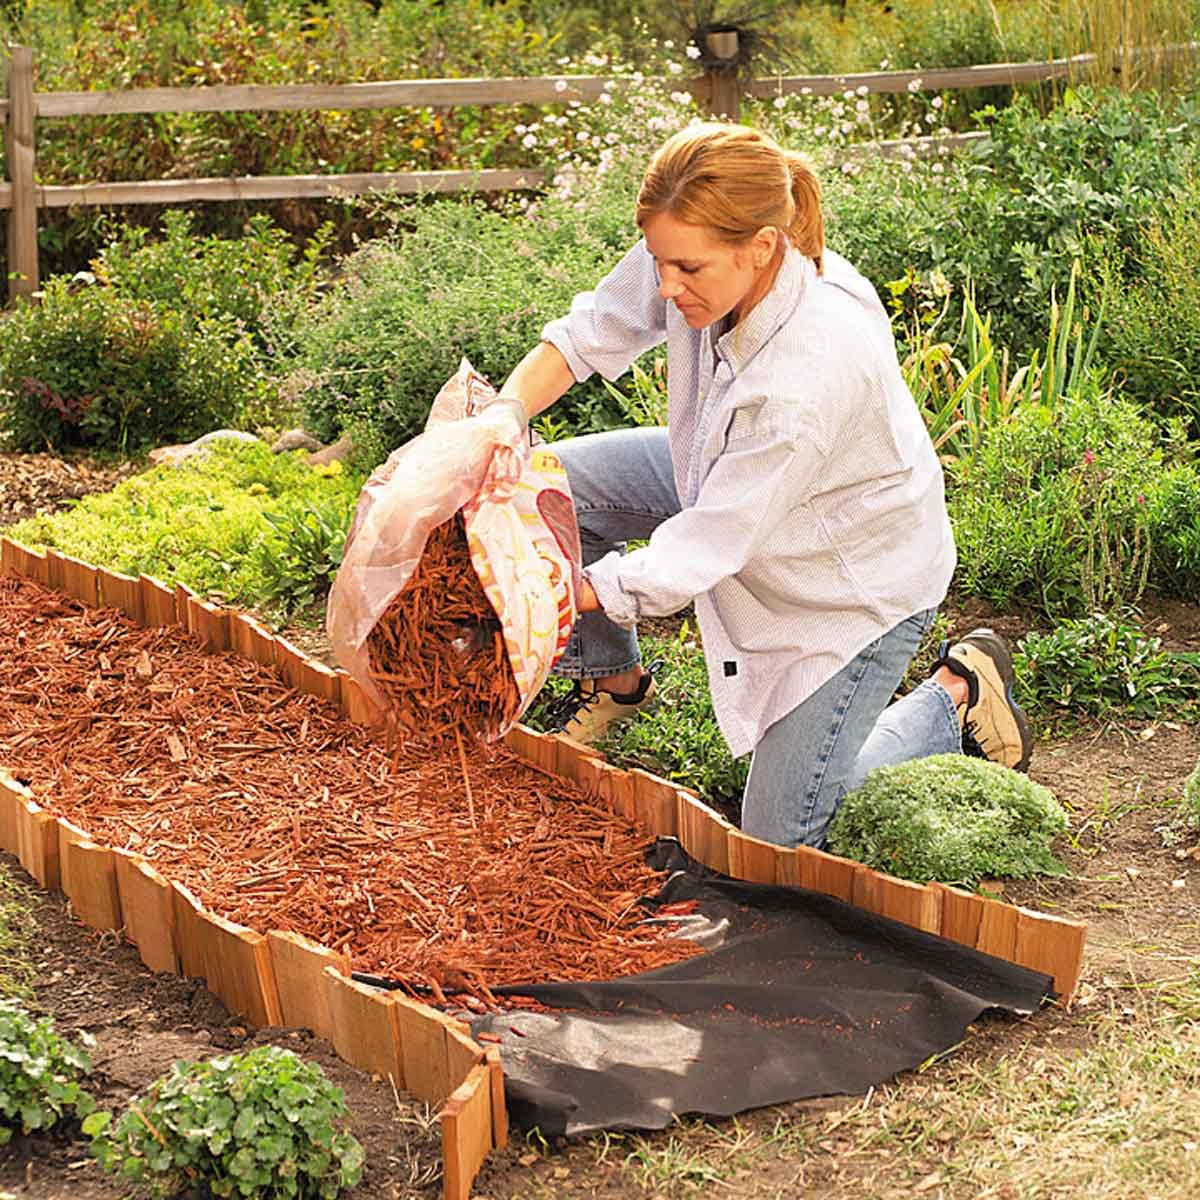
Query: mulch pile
0 577 698 1004
0 452 141 526
366 514 520 745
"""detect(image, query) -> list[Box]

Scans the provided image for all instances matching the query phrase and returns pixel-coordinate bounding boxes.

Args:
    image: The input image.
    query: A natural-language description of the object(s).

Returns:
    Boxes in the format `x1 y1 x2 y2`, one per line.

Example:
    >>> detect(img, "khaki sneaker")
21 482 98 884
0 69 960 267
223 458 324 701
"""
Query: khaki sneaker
547 671 657 745
936 629 1033 772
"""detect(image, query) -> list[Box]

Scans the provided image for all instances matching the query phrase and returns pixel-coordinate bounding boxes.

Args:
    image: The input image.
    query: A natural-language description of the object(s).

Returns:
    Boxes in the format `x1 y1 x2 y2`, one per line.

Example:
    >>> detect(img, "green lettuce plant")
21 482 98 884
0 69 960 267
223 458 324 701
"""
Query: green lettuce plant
86 1045 364 1200
826 754 1068 886
0 1000 96 1146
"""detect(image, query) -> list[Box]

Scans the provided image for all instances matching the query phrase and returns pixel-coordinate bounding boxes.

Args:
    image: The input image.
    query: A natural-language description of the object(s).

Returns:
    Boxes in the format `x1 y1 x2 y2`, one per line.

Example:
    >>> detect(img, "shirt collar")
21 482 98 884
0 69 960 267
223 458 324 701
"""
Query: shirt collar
713 245 815 373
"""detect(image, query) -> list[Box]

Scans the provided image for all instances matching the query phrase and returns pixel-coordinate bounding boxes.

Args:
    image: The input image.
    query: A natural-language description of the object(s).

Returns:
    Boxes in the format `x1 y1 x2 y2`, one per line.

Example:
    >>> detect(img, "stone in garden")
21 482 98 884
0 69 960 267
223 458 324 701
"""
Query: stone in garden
271 429 325 454
147 430 262 468
308 433 354 467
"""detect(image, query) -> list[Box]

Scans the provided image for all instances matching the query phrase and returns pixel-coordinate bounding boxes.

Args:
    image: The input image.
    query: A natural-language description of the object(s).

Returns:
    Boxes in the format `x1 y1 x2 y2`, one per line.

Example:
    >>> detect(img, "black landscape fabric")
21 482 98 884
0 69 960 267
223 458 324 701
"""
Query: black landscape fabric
470 841 1053 1136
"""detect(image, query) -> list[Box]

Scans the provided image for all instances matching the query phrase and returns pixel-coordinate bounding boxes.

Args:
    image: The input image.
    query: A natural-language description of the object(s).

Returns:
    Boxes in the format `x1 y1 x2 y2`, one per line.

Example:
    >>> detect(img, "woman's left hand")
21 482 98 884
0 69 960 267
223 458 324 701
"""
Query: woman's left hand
578 577 601 613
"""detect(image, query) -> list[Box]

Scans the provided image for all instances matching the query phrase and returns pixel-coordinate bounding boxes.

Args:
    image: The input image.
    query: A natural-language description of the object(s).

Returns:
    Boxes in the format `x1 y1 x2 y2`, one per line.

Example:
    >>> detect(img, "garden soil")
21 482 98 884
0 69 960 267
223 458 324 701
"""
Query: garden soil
0 462 1198 1199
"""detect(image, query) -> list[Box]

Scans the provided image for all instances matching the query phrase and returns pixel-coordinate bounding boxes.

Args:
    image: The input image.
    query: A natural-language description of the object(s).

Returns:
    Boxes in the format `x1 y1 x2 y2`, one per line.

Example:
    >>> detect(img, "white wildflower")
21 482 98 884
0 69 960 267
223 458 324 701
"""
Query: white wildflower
667 61 683 75
670 90 691 105
663 39 675 49
857 85 869 96
801 86 812 95
554 79 568 93
907 78 923 93
774 95 788 109
856 99 869 113
685 44 701 60
931 95 944 109
522 133 537 149
599 92 612 105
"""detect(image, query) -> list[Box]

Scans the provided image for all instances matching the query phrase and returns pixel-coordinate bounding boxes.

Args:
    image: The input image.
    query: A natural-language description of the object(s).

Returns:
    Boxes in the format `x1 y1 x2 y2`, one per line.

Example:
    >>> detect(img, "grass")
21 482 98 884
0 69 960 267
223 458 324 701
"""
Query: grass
558 981 1200 1200
0 865 37 1002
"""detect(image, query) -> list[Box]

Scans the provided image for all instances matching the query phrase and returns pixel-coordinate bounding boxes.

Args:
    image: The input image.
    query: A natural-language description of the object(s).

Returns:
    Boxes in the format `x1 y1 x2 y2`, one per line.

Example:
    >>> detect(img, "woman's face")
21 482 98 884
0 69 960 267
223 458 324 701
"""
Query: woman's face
642 211 776 330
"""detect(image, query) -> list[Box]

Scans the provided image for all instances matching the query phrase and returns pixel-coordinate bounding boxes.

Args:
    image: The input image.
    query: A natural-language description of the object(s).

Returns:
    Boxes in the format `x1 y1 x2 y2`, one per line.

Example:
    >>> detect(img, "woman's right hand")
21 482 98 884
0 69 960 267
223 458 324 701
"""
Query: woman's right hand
476 397 529 499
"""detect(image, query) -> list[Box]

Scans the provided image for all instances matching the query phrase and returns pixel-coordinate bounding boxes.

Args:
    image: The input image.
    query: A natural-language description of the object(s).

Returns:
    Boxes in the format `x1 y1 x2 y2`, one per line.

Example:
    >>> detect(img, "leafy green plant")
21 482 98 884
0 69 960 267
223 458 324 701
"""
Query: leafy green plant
947 383 1193 616
1014 611 1200 722
0 999 96 1146
0 278 272 453
602 353 668 428
86 1045 364 1200
6 439 363 617
826 754 1069 886
255 495 355 615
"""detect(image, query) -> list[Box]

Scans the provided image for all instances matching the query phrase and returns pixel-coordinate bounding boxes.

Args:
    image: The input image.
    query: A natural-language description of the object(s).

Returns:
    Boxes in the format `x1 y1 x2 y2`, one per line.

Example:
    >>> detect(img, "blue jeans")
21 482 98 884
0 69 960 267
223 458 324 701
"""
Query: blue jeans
552 427 962 848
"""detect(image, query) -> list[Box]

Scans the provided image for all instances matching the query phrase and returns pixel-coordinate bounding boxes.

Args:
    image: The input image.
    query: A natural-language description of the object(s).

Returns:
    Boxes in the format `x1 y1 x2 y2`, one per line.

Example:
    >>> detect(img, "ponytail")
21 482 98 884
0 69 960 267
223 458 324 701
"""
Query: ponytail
785 152 824 274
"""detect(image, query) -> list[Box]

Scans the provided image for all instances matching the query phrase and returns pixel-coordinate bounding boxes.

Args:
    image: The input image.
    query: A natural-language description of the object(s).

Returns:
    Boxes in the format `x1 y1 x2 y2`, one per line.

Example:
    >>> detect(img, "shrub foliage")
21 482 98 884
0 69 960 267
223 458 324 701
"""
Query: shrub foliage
826 754 1068 886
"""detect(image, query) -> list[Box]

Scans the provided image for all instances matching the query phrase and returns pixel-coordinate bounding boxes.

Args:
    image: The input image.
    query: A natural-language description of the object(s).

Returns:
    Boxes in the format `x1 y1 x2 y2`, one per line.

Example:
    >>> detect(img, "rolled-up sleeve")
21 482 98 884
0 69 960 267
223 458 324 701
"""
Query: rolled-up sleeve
585 424 826 626
541 240 668 383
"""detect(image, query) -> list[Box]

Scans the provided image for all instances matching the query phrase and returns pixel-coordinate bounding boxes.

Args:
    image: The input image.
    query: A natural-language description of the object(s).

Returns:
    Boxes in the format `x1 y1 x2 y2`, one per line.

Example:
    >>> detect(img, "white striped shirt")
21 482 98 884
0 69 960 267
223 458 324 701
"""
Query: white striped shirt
542 241 956 757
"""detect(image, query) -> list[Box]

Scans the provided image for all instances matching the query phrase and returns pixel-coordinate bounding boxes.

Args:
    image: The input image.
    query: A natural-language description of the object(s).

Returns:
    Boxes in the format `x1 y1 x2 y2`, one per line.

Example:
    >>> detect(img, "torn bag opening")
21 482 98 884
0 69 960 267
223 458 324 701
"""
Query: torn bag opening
363 841 1052 1137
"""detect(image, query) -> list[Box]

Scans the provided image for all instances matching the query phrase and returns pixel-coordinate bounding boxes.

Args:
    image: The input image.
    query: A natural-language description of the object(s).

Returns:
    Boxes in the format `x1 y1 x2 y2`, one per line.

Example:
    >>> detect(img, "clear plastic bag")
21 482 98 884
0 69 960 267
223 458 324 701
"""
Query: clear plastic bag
327 359 580 735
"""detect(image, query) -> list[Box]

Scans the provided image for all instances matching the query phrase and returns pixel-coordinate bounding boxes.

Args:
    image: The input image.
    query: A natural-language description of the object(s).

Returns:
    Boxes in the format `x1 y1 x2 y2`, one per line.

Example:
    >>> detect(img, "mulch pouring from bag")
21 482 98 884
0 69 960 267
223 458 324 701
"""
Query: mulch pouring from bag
366 514 521 746
0 577 698 1006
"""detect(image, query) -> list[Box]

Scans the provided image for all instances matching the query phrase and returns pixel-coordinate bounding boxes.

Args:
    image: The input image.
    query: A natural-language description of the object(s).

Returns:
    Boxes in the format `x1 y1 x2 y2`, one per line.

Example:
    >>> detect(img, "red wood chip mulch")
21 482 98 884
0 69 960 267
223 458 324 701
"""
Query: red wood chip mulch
0 577 699 1004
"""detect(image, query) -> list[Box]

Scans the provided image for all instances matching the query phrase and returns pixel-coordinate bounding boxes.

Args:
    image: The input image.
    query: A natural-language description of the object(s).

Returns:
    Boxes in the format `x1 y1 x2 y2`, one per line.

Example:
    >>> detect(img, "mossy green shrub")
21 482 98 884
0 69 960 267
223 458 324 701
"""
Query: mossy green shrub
0 999 96 1146
826 754 1068 887
86 1045 364 1200
6 440 363 617
946 384 1197 616
1014 610 1200 723
0 278 272 453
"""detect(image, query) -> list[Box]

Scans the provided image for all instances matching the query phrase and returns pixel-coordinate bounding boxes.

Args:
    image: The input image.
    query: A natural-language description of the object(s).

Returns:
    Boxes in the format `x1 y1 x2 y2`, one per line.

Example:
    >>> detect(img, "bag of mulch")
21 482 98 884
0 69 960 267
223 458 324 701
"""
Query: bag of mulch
327 359 580 740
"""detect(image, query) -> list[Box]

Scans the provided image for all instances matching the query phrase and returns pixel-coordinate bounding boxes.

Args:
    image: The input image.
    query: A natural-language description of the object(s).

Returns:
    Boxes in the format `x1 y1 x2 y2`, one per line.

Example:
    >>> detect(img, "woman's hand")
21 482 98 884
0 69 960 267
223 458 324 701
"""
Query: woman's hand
578 577 601 613
476 398 529 499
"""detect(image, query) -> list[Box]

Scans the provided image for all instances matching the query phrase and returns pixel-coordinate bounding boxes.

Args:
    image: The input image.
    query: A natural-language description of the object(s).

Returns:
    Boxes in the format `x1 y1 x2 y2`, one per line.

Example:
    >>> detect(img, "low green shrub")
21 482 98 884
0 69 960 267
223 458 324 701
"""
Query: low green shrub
289 185 637 462
93 210 333 357
947 384 1195 616
0 999 95 1146
0 278 273 453
255 492 354 615
5 439 363 618
826 754 1068 886
1014 611 1200 722
826 88 1200 362
86 1045 364 1200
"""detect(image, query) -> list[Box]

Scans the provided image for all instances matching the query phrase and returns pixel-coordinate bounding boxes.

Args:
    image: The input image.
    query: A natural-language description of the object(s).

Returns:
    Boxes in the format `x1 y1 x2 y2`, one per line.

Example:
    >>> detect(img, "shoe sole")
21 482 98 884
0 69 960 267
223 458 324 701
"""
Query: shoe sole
958 629 1033 772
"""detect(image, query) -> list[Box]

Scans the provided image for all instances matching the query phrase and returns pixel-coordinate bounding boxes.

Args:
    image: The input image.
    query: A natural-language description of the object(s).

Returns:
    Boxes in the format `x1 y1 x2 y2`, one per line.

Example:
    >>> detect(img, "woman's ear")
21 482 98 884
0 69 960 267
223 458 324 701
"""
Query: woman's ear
753 226 779 270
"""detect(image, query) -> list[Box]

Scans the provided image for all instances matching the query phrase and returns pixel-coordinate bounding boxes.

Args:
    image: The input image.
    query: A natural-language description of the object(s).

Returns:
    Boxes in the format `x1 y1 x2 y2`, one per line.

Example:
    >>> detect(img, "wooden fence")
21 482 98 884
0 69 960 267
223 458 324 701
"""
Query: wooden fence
1 33 1193 300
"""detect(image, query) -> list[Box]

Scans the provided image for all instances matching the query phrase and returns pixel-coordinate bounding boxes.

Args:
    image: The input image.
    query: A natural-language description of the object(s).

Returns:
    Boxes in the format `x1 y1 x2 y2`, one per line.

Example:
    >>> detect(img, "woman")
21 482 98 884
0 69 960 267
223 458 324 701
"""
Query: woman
493 122 1031 849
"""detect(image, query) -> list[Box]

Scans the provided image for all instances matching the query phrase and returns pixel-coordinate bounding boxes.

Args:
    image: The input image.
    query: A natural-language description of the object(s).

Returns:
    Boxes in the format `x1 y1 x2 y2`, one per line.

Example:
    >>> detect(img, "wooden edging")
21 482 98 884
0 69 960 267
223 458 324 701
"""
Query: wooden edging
0 540 499 1200
0 537 1087 1195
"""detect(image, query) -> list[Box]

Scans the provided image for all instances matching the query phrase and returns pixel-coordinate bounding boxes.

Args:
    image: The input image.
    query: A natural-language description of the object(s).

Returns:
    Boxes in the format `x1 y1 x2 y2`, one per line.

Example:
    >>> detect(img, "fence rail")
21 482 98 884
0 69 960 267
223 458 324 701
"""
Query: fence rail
2 36 1194 299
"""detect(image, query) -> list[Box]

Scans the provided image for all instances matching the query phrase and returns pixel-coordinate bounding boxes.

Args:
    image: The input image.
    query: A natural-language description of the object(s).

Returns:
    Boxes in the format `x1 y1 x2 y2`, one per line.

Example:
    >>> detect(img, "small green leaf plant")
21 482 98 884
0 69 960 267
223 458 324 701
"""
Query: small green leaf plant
1014 610 1200 724
0 999 96 1146
86 1045 365 1200
826 754 1069 887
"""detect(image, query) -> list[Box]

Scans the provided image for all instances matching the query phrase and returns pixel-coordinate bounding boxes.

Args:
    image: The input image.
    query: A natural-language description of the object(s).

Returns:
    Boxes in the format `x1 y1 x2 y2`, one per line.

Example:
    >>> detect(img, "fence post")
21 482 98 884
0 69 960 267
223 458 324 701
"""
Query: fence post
5 43 38 301
704 30 741 120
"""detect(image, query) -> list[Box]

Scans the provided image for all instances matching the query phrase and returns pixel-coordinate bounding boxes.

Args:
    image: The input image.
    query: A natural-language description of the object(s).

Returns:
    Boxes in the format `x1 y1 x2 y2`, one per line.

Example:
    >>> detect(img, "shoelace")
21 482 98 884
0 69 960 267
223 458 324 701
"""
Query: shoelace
543 683 603 731
961 719 990 760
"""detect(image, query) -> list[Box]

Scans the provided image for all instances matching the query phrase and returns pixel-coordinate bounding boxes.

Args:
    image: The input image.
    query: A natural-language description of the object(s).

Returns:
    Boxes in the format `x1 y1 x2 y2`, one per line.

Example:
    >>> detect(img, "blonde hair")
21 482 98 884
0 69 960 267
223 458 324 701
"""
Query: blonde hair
636 122 824 272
